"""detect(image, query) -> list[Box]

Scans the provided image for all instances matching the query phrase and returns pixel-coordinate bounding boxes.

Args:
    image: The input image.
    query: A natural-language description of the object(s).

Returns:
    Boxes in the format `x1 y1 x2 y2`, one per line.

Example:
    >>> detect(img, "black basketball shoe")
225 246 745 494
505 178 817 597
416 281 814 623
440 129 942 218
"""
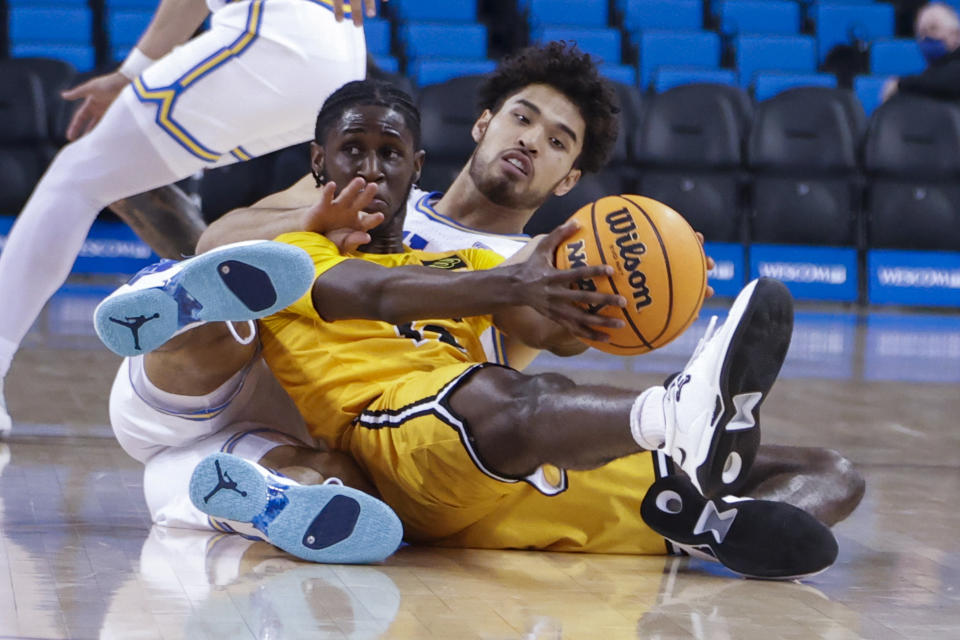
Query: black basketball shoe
641 474 838 580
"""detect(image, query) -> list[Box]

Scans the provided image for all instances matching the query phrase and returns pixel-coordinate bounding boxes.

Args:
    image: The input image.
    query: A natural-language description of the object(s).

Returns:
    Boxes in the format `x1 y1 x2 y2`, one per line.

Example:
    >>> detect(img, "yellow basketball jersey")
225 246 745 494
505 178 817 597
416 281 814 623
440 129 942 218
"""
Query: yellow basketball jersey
259 232 504 446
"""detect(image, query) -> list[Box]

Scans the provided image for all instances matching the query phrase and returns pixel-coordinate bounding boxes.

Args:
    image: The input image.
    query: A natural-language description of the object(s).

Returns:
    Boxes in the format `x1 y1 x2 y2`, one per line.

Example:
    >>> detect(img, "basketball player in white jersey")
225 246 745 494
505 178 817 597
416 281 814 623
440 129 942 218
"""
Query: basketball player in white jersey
189 42 866 529
0 0 377 435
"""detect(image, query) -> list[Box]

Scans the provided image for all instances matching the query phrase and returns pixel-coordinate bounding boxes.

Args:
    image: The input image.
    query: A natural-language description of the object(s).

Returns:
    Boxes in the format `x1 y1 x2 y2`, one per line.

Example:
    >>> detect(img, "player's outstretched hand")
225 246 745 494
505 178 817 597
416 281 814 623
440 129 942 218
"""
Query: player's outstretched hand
514 221 627 342
332 0 383 26
62 71 129 141
304 178 385 253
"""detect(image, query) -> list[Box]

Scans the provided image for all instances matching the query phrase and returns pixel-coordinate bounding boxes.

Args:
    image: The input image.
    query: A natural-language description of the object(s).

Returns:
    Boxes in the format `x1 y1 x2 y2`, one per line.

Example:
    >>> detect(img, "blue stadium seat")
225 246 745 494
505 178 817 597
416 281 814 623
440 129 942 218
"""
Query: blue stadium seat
373 55 399 74
364 19 392 56
525 0 609 27
402 23 487 60
735 34 816 87
10 7 92 44
11 44 94 72
535 27 622 64
870 39 926 76
813 2 895 63
853 75 888 116
391 0 477 22
753 71 837 101
600 64 637 85
104 0 157 6
622 0 702 32
108 9 153 61
717 0 799 36
639 31 721 88
411 59 496 87
653 67 738 92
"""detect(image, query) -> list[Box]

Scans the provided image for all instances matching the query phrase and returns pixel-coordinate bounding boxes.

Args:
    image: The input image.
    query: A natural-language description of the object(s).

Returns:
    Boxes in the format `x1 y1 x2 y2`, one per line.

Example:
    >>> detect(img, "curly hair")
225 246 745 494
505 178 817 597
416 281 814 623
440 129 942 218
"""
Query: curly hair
477 41 620 174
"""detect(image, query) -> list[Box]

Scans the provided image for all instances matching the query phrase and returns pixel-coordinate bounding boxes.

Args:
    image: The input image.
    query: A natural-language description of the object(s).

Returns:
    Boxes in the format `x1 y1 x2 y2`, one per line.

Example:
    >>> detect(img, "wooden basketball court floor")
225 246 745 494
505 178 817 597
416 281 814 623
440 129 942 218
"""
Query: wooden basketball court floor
1 284 958 639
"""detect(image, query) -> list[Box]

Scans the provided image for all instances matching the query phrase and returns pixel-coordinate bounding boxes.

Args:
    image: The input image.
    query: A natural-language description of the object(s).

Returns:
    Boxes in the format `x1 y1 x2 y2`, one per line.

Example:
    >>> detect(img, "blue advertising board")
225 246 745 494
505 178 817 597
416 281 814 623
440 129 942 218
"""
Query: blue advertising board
749 244 859 302
868 249 960 307
703 242 744 298
0 217 157 276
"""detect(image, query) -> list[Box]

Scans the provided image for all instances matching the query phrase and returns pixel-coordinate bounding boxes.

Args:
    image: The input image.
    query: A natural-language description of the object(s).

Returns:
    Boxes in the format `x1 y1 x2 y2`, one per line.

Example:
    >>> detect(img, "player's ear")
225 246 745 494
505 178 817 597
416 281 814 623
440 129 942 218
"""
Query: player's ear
472 110 493 142
412 149 426 184
552 168 582 197
309 142 325 178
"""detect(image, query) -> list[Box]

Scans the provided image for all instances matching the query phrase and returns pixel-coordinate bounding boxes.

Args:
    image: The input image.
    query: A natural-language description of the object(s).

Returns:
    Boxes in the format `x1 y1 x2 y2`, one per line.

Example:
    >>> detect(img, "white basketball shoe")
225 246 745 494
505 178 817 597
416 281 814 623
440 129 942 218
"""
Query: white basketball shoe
662 277 794 498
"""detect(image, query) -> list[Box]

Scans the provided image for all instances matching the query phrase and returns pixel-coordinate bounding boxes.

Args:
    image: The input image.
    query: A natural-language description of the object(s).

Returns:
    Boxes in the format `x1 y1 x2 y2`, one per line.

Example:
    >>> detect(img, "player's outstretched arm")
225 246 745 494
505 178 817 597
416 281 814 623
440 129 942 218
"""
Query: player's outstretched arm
311 222 626 341
197 177 382 254
62 0 209 140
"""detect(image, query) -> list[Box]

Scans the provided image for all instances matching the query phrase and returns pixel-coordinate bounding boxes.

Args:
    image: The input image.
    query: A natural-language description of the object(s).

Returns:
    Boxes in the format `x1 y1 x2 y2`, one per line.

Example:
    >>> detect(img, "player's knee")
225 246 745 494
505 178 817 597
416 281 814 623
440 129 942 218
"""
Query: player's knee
819 448 866 514
460 370 573 477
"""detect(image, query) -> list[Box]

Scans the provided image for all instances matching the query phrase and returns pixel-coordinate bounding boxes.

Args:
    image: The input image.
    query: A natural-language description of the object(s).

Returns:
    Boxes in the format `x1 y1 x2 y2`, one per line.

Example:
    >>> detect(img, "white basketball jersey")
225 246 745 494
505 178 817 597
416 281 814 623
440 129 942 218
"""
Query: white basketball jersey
402 188 530 366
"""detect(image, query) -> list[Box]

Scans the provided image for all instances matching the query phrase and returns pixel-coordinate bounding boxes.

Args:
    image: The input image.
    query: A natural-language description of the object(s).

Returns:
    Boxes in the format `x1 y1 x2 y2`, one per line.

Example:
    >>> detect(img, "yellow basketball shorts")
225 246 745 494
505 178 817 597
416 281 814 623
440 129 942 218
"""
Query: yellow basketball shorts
344 362 669 553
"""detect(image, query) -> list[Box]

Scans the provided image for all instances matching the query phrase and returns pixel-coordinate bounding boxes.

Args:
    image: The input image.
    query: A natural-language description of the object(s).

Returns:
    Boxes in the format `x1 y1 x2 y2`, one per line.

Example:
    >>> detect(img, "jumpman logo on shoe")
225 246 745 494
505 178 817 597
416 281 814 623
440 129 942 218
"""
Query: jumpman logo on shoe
673 374 692 401
108 313 160 351
203 460 248 503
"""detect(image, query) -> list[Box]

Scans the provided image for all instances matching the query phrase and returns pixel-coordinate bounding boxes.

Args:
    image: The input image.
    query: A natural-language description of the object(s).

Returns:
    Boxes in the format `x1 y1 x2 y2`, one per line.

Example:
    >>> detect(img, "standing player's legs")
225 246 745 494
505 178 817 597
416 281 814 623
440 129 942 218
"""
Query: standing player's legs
0 0 365 431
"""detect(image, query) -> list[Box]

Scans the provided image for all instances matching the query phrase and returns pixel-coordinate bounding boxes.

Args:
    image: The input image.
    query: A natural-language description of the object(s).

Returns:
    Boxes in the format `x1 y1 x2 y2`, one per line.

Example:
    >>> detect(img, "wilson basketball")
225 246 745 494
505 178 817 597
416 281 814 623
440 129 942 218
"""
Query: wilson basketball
555 194 708 356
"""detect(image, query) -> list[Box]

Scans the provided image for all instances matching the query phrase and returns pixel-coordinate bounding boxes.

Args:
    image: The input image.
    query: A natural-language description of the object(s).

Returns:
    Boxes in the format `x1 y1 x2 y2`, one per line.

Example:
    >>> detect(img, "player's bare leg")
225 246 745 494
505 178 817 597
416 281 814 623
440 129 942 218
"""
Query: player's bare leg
109 184 207 259
144 322 257 396
741 444 865 526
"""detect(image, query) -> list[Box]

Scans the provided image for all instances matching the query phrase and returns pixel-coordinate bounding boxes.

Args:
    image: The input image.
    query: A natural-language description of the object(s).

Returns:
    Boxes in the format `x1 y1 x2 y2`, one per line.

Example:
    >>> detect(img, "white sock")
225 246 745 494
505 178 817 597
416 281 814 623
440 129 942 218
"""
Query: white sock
630 386 667 450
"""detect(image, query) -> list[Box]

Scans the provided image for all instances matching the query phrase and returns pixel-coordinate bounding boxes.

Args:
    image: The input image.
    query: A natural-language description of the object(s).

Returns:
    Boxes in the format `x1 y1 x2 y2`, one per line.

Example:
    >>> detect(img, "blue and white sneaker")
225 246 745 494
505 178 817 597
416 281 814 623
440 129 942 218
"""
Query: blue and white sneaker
189 452 403 565
94 241 315 357
662 277 794 498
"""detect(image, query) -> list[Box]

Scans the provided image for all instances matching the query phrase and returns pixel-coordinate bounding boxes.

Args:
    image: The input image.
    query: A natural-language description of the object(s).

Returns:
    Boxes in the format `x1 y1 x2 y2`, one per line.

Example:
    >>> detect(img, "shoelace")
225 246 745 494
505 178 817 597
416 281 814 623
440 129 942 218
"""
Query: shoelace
226 320 257 346
681 315 719 371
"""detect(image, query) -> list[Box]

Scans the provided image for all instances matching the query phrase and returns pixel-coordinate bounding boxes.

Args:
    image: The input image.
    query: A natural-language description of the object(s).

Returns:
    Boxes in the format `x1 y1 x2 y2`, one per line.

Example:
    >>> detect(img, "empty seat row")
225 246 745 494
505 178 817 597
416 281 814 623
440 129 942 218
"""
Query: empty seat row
414 75 960 252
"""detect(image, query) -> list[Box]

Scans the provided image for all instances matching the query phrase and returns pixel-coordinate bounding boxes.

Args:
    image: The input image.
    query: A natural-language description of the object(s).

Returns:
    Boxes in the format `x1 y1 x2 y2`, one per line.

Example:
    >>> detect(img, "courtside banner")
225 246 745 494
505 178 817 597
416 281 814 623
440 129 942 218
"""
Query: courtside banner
703 242 744 298
0 217 157 275
868 249 960 307
749 245 858 302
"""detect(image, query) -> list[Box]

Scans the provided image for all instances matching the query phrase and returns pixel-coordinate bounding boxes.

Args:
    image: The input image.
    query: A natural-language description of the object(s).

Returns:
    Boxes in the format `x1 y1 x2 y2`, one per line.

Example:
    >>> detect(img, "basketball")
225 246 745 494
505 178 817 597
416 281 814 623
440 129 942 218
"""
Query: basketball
554 194 708 356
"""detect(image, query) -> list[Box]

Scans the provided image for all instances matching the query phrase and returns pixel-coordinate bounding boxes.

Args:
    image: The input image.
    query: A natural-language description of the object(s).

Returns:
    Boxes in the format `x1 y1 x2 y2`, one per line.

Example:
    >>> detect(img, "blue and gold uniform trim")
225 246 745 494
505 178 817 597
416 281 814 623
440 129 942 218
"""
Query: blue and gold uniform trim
229 146 253 161
415 192 532 240
489 327 510 366
132 0 266 162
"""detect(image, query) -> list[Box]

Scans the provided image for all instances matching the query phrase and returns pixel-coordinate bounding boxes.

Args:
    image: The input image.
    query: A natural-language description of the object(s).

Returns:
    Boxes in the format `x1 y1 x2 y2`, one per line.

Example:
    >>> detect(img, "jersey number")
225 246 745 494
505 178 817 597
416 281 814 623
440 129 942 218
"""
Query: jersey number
396 322 465 351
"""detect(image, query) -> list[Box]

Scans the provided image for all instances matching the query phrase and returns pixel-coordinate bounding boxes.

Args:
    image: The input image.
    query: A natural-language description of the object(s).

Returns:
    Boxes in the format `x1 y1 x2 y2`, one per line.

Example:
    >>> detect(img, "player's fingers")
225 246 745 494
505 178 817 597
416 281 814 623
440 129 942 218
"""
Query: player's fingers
554 264 613 284
357 211 384 232
705 284 715 300
332 0 346 22
65 100 94 141
559 288 625 310
348 181 378 212
351 1 364 26
539 220 580 257
60 80 93 101
334 176 367 205
341 230 372 253
365 0 378 18
695 231 705 246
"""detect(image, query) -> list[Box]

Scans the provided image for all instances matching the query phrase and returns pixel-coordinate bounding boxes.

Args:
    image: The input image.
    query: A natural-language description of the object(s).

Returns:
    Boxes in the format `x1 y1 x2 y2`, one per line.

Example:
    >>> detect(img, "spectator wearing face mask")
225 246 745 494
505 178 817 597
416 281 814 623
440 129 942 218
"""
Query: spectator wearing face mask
882 2 960 102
